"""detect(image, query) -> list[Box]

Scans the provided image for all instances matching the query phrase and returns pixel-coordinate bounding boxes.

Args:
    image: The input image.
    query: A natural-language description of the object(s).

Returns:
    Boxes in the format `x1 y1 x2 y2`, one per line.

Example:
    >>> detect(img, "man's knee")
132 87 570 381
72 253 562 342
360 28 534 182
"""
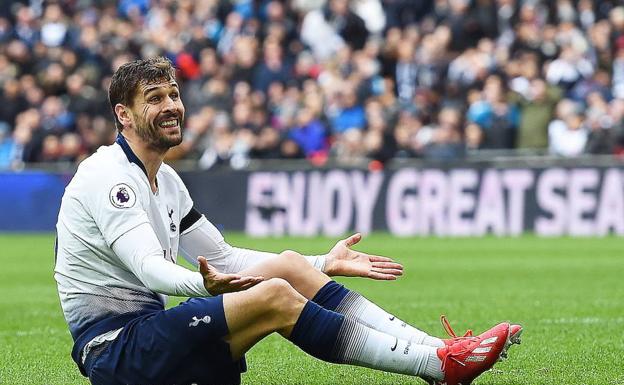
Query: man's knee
260 277 301 303
257 278 306 321
277 250 311 271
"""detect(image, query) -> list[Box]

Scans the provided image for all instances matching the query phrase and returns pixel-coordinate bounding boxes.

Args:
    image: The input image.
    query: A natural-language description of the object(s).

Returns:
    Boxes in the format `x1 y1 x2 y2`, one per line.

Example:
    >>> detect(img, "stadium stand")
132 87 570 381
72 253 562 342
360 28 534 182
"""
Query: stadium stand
1 0 624 171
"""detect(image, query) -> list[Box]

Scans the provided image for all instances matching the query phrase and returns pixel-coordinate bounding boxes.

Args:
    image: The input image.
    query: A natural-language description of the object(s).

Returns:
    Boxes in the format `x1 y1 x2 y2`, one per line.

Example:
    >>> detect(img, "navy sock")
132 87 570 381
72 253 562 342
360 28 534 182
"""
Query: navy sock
288 301 345 363
311 281 350 311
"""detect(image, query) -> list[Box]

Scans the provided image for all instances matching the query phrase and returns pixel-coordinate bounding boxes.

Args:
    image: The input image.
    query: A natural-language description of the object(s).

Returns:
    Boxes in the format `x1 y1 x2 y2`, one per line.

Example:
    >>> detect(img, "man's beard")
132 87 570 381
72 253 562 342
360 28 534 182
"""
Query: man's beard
135 117 183 150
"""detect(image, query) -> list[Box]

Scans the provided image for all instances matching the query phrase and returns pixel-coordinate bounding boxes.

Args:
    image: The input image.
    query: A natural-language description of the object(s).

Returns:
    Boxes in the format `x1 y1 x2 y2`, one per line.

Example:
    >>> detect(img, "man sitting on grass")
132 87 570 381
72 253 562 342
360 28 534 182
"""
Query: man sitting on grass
54 57 521 385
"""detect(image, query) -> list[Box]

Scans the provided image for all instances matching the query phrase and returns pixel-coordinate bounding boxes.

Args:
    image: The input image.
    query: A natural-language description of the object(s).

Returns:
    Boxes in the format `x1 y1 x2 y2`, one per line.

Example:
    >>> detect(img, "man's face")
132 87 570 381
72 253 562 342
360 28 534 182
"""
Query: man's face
129 79 185 150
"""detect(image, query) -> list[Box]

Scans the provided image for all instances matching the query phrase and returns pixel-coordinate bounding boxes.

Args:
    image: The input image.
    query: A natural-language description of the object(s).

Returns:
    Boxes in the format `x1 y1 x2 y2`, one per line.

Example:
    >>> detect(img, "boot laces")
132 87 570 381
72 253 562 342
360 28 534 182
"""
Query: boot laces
440 339 473 371
439 315 481 371
440 334 483 371
440 314 473 339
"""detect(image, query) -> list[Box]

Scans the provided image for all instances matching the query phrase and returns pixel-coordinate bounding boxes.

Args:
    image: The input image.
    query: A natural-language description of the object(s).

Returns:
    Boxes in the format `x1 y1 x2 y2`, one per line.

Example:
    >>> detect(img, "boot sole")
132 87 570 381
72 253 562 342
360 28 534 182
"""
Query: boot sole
499 327 522 361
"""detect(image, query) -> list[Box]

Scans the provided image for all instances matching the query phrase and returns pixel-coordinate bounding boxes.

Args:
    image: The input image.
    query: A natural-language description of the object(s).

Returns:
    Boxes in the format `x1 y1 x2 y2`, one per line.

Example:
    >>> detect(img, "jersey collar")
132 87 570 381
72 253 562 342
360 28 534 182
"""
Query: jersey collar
115 133 148 177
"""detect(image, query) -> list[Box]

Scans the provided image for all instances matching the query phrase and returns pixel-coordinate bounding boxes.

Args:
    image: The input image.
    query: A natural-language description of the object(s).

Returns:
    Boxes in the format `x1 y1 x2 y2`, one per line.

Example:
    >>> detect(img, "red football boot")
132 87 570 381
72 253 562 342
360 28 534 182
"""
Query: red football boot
500 324 523 360
440 315 522 359
429 322 510 385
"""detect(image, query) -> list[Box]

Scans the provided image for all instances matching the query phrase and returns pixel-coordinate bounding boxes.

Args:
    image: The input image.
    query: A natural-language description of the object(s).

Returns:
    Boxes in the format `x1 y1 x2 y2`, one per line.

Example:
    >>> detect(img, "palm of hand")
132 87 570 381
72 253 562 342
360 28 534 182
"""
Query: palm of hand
198 256 264 295
329 245 372 275
326 234 403 280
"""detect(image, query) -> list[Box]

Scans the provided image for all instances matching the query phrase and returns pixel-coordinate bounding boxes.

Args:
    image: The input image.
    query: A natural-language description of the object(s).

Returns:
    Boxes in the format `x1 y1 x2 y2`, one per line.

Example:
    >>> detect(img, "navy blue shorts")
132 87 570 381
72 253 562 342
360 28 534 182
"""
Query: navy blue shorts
84 296 245 385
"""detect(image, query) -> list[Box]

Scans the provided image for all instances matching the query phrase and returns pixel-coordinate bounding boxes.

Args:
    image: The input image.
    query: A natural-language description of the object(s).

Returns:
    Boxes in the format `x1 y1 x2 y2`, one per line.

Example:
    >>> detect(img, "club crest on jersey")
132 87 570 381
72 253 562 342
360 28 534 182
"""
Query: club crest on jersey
168 208 177 232
189 315 211 327
109 183 136 209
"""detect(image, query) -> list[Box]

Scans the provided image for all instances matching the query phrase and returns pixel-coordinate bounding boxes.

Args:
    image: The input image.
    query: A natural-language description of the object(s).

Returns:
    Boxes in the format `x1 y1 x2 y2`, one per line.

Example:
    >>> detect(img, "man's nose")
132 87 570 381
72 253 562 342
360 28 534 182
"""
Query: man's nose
162 96 177 112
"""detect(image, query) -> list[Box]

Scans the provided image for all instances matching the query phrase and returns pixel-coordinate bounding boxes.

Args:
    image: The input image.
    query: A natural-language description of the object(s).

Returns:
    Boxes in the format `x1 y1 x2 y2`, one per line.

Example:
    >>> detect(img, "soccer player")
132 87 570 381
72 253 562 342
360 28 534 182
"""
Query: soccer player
54 57 521 385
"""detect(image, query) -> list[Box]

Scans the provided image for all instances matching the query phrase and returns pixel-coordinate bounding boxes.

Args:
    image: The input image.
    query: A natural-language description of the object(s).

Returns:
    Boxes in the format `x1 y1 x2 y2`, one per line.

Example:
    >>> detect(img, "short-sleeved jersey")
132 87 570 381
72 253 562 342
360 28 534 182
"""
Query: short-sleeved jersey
54 135 195 358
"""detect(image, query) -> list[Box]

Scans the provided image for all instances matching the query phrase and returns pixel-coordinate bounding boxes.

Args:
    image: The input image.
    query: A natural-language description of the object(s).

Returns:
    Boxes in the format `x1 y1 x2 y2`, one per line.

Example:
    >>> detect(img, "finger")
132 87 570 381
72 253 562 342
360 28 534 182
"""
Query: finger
197 256 210 275
236 282 255 291
343 233 362 247
372 261 404 270
367 271 398 280
218 273 243 284
229 275 263 284
238 279 263 291
229 276 263 287
368 255 396 263
371 267 403 276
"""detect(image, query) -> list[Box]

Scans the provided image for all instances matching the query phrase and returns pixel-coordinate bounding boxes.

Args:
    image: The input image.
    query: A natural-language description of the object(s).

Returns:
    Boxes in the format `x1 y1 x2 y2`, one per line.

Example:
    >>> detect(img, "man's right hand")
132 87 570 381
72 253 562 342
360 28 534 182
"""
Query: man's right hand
198 256 264 295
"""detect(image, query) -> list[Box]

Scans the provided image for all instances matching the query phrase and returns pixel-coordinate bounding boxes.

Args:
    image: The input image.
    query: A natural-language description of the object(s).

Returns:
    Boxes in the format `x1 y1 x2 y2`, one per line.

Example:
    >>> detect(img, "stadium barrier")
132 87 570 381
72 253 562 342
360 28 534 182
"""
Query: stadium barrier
3 160 624 236
0 171 72 231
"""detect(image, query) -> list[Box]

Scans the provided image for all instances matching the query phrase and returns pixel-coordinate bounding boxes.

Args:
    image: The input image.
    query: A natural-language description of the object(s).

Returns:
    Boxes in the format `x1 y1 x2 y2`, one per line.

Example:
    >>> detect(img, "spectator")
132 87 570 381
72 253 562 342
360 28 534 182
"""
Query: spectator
420 107 465 160
612 47 624 99
41 3 68 48
545 45 594 93
586 98 624 155
300 5 345 60
363 100 397 163
253 39 292 94
548 99 588 157
334 128 366 165
512 78 562 150
383 0 433 29
230 37 258 86
394 110 425 158
330 87 366 134
1 122 30 169
250 126 282 159
569 70 612 103
447 42 494 91
395 38 418 105
467 75 519 149
413 30 449 94
59 132 84 162
323 0 369 51
0 79 27 126
352 0 385 35
289 107 329 158
65 74 95 116
0 123 17 169
440 0 491 52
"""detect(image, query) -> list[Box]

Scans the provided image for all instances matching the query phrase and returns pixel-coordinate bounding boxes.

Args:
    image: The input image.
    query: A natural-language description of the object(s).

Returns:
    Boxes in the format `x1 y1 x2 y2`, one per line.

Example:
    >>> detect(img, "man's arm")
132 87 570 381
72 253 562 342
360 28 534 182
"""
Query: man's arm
179 215 402 280
113 222 262 296
179 215 325 274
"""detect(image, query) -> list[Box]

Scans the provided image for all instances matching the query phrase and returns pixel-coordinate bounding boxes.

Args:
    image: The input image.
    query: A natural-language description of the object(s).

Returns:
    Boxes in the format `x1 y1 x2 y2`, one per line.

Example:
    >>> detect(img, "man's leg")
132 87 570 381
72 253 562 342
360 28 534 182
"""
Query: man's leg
237 251 443 347
86 278 508 385
223 277 445 381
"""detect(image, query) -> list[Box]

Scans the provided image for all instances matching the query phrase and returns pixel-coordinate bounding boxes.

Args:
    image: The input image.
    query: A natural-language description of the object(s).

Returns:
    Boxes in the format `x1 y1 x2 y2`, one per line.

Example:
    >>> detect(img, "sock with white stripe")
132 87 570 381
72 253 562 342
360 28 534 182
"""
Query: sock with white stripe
289 301 443 380
312 281 444 347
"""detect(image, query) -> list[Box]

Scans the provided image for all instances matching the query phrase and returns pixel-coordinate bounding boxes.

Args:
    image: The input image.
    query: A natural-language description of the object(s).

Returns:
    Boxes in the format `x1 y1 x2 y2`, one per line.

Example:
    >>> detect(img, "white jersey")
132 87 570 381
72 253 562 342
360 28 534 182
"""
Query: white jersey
55 135 197 345
55 134 326 371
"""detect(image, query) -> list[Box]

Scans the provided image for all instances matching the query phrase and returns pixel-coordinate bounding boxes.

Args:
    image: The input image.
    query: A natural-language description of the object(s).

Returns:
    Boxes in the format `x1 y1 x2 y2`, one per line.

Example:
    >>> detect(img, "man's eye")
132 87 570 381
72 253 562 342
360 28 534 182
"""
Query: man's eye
149 96 161 103
171 93 179 100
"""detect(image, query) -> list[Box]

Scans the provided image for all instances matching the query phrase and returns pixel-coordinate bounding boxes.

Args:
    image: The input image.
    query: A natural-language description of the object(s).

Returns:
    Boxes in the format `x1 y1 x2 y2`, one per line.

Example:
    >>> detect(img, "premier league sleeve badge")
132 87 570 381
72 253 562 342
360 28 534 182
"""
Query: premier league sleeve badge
109 183 137 209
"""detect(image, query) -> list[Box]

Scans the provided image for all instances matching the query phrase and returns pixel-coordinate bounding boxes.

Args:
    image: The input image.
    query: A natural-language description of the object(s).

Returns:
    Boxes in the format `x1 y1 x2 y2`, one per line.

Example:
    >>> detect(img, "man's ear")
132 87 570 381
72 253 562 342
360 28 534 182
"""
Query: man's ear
114 104 132 127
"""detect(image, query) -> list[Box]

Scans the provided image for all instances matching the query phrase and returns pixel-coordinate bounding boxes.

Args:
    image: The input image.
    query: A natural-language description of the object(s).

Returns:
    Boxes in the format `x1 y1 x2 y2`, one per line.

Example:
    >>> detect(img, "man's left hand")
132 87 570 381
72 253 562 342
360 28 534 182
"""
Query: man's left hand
323 233 403 280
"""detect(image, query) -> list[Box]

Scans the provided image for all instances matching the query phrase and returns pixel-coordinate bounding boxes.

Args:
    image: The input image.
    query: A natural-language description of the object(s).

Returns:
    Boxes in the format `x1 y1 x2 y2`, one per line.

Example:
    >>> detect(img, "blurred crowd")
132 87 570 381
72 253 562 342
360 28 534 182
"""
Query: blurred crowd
2 0 624 170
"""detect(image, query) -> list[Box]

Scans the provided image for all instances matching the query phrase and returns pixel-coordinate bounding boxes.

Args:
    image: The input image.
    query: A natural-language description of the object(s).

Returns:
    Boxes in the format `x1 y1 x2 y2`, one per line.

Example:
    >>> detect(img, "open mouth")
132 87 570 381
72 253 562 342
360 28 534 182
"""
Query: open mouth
158 118 179 129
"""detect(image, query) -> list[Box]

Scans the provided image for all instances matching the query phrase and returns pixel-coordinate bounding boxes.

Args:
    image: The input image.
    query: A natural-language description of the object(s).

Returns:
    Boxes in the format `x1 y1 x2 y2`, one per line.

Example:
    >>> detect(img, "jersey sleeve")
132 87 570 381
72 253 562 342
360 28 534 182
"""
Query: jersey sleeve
82 172 150 246
179 216 326 273
112 222 209 297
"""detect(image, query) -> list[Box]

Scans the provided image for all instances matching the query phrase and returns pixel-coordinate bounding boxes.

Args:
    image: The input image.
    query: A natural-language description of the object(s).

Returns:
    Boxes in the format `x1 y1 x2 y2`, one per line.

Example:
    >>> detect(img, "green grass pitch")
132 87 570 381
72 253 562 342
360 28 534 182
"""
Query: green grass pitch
0 233 622 384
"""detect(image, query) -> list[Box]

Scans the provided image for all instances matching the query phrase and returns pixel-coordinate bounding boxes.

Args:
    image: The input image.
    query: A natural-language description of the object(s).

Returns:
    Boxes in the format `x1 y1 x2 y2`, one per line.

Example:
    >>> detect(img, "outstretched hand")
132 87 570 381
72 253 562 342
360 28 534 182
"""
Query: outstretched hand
323 233 404 280
198 256 264 295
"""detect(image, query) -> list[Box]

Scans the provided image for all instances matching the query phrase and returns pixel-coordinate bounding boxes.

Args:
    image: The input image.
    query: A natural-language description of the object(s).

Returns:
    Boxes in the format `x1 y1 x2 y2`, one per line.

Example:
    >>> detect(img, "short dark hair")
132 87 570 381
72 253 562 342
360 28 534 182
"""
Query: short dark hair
108 57 177 130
